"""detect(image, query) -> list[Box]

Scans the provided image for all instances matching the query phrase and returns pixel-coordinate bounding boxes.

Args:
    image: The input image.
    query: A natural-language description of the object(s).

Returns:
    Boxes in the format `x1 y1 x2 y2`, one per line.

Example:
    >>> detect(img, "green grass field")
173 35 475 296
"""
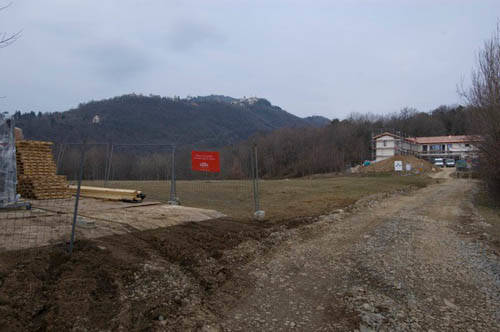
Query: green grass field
84 174 432 220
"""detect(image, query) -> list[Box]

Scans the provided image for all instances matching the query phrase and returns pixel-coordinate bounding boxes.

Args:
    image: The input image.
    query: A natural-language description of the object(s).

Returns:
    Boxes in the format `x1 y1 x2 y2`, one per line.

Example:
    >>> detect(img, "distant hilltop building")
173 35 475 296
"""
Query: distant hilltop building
231 96 263 106
92 114 100 124
373 131 480 161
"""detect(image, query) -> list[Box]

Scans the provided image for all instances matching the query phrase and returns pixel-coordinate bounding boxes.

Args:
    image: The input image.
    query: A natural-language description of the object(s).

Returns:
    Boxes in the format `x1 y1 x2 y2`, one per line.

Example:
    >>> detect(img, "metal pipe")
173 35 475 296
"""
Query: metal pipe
104 143 114 186
69 142 86 254
56 143 66 174
169 145 177 204
252 144 260 212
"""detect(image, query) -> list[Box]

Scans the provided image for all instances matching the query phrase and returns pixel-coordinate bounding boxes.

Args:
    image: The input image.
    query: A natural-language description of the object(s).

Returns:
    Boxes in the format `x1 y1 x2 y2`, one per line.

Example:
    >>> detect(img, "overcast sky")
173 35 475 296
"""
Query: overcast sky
0 1 498 119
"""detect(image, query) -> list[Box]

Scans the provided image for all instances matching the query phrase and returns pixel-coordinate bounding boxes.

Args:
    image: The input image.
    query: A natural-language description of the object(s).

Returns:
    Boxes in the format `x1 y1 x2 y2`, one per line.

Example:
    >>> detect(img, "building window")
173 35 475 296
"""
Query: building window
465 143 470 148
447 144 452 150
383 141 387 147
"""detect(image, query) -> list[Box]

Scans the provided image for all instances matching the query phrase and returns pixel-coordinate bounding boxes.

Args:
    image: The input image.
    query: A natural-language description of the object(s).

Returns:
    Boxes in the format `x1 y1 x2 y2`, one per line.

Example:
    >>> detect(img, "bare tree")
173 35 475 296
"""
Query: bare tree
0 2 21 48
462 23 500 198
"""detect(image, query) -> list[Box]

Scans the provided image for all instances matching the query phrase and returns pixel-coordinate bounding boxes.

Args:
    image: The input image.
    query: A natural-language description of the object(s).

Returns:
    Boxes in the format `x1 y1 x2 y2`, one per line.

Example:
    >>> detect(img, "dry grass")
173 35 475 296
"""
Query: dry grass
84 175 432 220
475 191 500 249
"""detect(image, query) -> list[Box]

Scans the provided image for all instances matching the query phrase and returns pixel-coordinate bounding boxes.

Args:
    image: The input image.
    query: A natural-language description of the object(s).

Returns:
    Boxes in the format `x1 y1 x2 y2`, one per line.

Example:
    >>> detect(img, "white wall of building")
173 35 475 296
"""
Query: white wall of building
375 135 397 161
375 135 396 149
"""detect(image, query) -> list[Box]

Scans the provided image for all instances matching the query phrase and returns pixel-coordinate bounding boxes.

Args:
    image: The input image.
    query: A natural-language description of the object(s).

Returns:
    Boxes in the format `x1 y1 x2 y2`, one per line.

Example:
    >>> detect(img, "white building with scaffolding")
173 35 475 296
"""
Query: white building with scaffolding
373 131 480 162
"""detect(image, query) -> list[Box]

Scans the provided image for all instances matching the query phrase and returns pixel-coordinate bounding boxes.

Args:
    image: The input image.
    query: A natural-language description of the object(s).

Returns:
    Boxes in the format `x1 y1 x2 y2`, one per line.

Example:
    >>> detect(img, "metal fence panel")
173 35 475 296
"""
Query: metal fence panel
1 140 265 254
1 127 75 252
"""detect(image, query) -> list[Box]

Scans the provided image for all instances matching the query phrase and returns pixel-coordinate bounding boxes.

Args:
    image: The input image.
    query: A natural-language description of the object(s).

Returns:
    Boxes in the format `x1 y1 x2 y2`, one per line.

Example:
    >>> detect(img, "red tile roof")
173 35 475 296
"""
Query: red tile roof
373 132 400 139
407 135 480 144
373 133 481 144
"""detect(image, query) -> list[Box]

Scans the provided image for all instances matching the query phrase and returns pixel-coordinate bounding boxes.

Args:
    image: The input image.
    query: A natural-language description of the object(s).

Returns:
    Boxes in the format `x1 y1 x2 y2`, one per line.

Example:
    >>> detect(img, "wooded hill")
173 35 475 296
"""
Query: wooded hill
12 94 475 181
13 94 330 147
51 103 473 181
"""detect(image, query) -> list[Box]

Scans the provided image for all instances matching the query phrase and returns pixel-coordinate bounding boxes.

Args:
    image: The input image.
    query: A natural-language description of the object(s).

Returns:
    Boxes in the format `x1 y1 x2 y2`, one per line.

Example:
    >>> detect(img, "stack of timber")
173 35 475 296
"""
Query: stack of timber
68 185 145 202
16 140 71 199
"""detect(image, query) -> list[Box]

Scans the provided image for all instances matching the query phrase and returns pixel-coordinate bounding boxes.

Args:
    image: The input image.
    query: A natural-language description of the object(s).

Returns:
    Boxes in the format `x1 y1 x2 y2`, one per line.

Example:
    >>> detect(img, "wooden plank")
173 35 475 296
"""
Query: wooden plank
68 185 145 202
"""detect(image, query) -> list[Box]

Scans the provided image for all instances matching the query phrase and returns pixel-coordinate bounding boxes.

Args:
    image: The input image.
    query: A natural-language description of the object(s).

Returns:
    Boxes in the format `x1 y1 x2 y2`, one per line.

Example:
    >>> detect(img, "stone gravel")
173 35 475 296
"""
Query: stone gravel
219 176 500 331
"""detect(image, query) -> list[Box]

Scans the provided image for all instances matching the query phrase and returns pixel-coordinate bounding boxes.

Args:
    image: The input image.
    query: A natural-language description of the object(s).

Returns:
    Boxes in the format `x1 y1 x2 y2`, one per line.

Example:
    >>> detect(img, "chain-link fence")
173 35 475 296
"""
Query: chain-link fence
3 129 376 255
0 198 75 252
14 142 257 253
0 117 75 252
1 125 372 254
1 137 264 254
55 143 260 217
3 130 424 255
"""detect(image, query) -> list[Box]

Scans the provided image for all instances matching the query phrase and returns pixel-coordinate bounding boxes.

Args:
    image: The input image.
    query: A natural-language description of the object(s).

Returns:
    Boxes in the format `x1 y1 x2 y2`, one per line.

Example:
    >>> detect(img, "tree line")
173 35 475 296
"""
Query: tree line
55 104 472 181
461 24 500 200
238 105 472 178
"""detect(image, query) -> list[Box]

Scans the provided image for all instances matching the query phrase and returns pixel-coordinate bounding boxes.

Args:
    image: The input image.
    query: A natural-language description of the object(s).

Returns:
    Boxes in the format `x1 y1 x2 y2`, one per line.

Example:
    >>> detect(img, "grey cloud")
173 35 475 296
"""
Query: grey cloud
1 1 500 117
80 43 152 81
168 20 225 52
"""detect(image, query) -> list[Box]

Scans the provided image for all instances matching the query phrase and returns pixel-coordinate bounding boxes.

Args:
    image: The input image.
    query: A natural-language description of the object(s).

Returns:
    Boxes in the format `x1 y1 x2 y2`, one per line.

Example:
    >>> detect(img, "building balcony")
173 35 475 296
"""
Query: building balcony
418 149 476 155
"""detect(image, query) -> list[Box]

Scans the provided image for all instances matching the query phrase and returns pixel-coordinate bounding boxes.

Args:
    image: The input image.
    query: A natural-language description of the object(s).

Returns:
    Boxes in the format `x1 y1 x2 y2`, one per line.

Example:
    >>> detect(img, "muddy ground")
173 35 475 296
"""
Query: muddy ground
0 217 273 331
0 172 498 331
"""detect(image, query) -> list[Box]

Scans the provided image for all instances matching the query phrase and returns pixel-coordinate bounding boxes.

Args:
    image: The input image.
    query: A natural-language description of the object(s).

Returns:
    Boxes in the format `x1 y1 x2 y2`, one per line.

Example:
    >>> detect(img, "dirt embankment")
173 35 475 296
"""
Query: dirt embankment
360 155 435 173
0 218 274 331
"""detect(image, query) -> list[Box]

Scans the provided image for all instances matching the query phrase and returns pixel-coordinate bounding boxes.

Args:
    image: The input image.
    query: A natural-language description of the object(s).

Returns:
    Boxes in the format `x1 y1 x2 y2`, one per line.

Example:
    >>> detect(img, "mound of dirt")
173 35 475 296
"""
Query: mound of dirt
360 155 434 173
0 218 273 331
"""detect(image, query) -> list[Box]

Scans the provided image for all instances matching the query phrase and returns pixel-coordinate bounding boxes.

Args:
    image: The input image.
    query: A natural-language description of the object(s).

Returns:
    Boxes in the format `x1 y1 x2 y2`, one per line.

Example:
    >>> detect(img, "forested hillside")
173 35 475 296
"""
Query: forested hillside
54 104 474 181
229 105 473 178
13 94 329 147
11 93 474 180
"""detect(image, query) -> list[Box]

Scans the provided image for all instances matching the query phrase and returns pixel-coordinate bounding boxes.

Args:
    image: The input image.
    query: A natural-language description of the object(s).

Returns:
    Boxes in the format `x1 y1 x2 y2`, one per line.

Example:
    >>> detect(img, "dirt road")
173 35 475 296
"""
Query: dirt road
217 171 499 331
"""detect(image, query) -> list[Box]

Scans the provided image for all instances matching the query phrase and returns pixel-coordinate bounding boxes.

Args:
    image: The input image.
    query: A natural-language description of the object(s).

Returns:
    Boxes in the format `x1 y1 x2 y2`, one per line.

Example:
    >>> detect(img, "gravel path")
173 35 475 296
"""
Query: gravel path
219 173 500 331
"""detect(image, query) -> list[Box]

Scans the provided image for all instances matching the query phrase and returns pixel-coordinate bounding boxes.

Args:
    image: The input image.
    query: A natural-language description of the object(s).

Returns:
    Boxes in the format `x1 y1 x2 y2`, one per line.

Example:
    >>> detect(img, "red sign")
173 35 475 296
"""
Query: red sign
191 151 220 172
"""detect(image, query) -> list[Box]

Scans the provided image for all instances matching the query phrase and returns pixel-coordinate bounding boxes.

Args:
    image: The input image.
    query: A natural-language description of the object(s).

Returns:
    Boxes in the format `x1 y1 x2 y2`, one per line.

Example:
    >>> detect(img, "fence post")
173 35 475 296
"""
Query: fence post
252 144 265 220
56 143 66 174
168 144 178 205
69 142 86 254
104 143 113 186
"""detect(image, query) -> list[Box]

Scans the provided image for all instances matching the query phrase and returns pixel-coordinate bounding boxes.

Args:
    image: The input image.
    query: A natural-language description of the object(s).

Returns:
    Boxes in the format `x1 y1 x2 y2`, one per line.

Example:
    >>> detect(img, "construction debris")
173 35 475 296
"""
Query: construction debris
68 185 145 202
16 140 71 199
